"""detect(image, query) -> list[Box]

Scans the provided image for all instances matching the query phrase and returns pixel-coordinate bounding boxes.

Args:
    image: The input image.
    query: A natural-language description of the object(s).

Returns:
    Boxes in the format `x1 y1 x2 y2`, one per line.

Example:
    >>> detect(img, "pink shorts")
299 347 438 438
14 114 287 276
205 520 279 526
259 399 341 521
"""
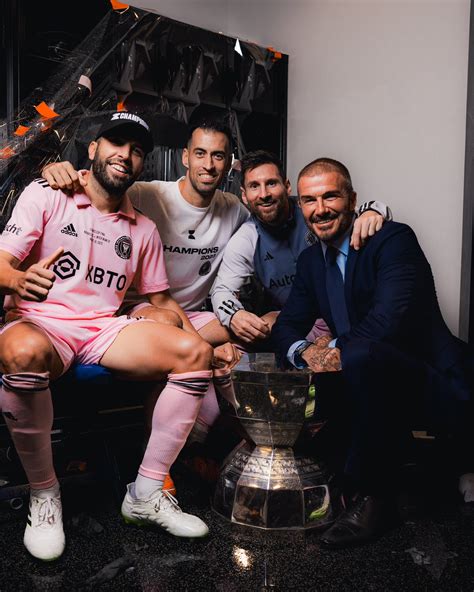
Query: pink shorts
0 314 151 375
127 302 218 332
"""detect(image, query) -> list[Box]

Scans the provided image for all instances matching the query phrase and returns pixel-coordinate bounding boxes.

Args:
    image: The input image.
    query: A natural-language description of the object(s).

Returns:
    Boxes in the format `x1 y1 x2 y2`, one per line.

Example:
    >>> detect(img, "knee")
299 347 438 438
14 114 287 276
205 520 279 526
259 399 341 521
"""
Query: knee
0 335 52 373
178 336 213 370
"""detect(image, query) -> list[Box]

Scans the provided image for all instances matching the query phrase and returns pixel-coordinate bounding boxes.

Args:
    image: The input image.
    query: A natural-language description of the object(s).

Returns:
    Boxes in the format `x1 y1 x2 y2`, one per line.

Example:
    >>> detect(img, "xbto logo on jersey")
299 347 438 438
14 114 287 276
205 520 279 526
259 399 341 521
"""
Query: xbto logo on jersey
86 266 127 291
53 251 81 280
115 236 132 260
188 230 196 240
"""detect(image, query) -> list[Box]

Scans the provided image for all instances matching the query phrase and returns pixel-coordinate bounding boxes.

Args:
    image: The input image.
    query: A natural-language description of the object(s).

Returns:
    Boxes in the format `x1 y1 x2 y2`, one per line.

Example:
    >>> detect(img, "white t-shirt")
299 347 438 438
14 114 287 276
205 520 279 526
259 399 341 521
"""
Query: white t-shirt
124 178 249 311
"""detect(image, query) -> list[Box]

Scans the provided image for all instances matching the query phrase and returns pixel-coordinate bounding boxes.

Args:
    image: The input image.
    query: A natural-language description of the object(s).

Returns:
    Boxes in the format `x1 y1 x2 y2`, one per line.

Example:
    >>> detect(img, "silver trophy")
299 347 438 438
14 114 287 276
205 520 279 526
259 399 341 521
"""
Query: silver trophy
213 353 341 530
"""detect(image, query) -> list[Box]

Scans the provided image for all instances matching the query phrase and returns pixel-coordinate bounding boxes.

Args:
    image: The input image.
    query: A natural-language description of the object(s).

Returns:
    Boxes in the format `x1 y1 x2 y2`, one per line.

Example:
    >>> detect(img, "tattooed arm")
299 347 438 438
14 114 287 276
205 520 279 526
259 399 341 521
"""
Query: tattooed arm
301 335 341 373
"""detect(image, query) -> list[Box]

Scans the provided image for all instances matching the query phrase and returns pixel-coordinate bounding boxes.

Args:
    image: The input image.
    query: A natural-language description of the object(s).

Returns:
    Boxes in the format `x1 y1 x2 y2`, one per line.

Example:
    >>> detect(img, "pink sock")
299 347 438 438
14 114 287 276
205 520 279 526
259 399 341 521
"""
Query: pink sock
186 382 220 445
213 369 239 409
139 370 212 480
195 381 220 432
188 370 239 445
1 372 57 490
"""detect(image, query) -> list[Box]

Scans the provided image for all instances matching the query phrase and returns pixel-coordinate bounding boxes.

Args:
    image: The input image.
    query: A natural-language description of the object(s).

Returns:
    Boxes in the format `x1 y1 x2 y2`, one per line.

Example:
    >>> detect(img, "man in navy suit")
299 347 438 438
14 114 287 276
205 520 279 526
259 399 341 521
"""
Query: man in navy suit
272 157 472 548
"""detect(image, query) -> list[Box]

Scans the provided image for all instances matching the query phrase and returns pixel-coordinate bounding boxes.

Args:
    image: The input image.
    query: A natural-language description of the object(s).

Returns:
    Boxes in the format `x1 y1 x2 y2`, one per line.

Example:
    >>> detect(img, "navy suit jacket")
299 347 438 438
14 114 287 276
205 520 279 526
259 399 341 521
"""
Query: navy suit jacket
273 221 470 400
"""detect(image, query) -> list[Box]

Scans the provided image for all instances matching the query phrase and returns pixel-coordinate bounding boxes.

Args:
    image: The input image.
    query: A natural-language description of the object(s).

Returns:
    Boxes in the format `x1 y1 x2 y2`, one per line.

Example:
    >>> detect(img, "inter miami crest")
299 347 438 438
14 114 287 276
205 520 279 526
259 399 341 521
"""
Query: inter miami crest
115 236 132 259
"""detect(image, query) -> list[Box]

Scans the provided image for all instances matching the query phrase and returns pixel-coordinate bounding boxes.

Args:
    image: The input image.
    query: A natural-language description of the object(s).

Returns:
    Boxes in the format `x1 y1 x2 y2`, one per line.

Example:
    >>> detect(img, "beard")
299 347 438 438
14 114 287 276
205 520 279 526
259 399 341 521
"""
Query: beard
251 199 288 226
306 211 354 242
92 155 136 197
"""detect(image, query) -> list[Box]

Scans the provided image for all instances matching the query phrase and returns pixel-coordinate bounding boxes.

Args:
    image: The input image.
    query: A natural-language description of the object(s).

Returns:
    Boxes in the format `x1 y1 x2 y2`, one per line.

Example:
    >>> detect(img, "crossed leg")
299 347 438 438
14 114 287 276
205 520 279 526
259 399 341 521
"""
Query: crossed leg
126 307 238 445
100 321 214 537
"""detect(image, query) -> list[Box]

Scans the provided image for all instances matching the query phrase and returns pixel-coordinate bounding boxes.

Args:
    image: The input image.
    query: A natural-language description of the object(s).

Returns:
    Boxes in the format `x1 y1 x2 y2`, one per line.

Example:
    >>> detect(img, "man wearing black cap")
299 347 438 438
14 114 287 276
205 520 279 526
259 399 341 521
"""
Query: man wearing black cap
0 112 234 561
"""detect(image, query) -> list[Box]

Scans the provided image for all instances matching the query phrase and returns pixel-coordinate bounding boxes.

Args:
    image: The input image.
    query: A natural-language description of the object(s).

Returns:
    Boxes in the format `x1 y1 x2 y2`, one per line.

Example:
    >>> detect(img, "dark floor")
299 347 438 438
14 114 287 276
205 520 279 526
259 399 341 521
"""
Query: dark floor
0 435 473 592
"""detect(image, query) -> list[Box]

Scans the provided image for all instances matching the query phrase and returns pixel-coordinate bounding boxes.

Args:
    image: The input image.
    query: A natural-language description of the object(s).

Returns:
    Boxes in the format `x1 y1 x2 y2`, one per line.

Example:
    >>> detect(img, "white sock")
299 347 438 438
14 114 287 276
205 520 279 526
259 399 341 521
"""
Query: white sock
134 474 164 499
30 481 60 500
459 473 474 502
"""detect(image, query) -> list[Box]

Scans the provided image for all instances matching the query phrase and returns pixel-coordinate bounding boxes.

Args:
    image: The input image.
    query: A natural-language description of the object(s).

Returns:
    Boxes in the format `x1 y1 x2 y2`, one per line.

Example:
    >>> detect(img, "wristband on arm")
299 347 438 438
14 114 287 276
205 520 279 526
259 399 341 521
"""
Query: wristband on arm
357 200 393 221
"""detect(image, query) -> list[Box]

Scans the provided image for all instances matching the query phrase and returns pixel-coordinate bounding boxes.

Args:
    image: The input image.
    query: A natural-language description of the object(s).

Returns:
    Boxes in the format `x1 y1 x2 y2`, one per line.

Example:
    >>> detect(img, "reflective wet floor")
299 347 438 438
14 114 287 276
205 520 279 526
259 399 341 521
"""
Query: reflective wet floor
1 457 474 592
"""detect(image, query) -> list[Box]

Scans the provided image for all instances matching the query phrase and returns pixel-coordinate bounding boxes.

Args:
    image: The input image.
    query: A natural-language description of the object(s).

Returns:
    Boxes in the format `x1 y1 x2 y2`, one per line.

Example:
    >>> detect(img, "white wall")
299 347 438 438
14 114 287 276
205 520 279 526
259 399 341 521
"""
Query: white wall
133 0 470 334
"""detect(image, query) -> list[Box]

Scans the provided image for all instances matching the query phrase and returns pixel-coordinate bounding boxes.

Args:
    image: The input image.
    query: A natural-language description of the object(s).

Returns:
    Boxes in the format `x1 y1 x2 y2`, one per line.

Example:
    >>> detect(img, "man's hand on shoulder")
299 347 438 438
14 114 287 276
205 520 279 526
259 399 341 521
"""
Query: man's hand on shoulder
301 334 341 373
230 309 271 344
42 161 86 195
350 210 384 251
13 247 63 302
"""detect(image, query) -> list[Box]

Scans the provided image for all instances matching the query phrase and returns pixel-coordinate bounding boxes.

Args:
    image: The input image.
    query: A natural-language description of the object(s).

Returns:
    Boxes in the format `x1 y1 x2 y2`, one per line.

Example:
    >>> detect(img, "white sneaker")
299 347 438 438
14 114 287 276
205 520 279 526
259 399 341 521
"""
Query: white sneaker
121 483 209 538
24 492 65 561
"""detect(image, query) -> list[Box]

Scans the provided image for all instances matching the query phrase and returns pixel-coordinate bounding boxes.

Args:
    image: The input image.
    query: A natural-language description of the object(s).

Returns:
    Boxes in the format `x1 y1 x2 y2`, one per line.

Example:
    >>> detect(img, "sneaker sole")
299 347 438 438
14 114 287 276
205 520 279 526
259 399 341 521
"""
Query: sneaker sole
121 513 208 538
25 548 64 562
121 513 150 527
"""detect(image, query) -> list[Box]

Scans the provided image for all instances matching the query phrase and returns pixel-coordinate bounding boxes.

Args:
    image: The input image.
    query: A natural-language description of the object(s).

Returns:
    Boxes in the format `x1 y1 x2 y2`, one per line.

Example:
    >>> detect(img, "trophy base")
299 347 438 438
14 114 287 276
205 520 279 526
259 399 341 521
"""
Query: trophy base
213 440 341 530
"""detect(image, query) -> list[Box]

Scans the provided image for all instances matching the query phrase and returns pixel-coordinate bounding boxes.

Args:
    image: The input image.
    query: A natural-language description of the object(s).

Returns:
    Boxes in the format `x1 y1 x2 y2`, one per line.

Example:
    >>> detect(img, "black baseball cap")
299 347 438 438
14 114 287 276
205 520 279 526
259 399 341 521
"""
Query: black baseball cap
95 111 154 154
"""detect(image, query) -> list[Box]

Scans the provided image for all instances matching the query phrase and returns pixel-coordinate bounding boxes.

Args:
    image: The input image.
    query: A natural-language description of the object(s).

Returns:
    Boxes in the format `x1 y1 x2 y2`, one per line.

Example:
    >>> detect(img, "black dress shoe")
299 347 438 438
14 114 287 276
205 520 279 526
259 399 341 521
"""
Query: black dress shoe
320 494 399 549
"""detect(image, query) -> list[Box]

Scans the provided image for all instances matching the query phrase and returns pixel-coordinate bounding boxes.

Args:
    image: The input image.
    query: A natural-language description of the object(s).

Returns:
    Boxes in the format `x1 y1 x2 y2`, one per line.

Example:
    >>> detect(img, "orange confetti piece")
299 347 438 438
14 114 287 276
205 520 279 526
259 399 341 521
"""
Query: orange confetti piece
110 0 129 9
267 46 283 61
0 146 15 159
14 125 31 137
34 101 60 119
117 101 127 111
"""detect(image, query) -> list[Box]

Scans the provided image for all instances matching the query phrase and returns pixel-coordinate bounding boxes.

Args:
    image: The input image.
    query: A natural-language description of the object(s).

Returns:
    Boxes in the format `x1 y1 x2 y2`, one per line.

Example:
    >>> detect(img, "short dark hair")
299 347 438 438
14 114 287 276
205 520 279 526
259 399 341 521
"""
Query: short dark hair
240 150 286 186
187 120 233 151
298 157 353 194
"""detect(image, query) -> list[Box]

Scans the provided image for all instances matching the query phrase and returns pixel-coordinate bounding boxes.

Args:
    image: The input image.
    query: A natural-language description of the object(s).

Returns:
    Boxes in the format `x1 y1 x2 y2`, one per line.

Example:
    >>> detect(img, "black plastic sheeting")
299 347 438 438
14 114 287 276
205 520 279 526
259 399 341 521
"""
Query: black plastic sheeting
0 5 286 233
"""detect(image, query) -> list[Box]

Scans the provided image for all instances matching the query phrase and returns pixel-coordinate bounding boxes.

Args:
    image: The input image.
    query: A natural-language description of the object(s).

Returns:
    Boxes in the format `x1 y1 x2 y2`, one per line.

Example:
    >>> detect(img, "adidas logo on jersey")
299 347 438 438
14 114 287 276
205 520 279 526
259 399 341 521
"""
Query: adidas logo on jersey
60 223 78 237
264 251 274 261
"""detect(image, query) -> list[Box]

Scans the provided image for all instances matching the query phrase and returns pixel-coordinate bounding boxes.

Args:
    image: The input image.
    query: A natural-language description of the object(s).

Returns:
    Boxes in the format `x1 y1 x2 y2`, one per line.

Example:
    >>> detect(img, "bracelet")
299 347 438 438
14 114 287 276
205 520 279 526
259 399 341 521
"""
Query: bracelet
293 340 313 368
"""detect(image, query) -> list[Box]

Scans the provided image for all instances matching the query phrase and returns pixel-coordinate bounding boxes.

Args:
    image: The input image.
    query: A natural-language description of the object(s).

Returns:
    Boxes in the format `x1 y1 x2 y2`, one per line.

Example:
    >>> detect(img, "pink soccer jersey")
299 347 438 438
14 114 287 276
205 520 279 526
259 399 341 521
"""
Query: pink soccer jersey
0 179 169 320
